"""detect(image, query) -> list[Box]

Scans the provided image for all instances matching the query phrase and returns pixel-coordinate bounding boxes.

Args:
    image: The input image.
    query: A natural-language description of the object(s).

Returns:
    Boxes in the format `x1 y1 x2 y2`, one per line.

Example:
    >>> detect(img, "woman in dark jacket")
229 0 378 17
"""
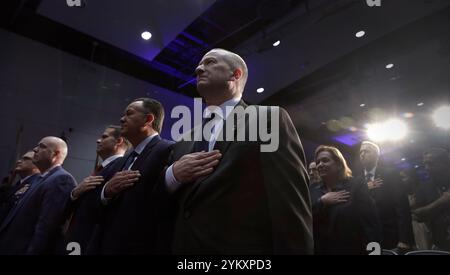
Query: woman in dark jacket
310 145 381 255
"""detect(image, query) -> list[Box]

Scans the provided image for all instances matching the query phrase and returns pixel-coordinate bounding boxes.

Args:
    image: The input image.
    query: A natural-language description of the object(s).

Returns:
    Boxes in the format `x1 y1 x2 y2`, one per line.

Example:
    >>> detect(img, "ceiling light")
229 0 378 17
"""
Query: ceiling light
141 31 152 40
386 63 394 69
417 102 424 107
432 105 450 129
355 31 366 38
401 158 406 161
360 103 366 107
256 88 265 93
272 40 281 47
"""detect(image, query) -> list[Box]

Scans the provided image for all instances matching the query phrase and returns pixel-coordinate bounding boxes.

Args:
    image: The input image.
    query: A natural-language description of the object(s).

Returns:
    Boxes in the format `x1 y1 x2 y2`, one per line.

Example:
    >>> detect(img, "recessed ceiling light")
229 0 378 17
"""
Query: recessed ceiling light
360 103 366 107
386 63 394 69
417 102 424 107
401 158 406 161
273 40 281 47
256 88 265 93
141 31 152 40
355 31 365 38
415 165 419 169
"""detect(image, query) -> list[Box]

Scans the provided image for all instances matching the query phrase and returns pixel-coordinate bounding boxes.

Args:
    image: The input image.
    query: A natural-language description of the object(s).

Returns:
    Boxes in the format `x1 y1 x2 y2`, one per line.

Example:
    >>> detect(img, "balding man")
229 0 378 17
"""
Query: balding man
165 49 312 254
0 136 76 254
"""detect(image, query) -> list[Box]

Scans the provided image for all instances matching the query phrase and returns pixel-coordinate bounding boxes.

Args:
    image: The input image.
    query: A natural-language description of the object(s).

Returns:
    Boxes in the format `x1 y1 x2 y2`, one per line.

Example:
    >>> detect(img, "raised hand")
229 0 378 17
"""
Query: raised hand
173 150 222 184
104 170 141 198
71 176 104 200
321 190 350 206
367 178 383 190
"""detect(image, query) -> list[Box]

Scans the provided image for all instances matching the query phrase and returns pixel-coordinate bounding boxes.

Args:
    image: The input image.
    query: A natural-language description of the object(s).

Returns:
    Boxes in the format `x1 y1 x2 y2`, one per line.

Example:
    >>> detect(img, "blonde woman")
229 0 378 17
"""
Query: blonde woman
310 145 381 254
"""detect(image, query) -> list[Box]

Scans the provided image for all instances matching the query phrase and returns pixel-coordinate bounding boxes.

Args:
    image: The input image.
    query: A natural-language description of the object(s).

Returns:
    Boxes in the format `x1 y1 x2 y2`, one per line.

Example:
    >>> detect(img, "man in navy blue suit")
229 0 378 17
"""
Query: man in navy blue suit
93 98 174 254
0 136 76 254
0 151 40 223
61 125 129 254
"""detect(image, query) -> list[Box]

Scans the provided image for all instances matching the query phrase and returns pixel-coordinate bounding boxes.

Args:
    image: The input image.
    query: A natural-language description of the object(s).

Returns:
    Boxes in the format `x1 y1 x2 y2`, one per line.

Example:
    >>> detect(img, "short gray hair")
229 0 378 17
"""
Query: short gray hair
361 141 380 155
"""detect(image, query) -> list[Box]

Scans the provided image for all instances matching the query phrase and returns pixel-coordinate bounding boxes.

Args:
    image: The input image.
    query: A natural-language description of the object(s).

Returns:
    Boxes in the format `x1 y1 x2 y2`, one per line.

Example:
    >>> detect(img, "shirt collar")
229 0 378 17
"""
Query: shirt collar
40 165 60 178
204 96 242 121
101 154 124 168
20 173 38 184
133 133 158 155
364 166 377 176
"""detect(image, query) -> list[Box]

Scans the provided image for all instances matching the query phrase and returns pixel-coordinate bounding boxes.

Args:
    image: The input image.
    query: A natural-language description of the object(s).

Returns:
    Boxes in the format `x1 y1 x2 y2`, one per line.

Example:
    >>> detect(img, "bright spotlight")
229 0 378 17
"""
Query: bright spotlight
432 106 450 129
141 31 152 40
384 119 408 140
367 123 386 142
367 118 408 142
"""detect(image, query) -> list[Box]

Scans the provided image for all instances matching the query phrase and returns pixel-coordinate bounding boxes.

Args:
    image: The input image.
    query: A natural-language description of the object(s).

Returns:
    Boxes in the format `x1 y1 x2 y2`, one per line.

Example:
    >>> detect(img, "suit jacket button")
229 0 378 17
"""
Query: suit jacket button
184 211 191 219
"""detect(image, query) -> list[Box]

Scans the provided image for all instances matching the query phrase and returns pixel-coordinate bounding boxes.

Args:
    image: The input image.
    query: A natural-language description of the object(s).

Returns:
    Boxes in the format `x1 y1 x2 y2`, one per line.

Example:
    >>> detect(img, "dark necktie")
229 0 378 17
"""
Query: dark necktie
366 173 373 183
193 113 217 153
91 164 103 176
122 151 138 171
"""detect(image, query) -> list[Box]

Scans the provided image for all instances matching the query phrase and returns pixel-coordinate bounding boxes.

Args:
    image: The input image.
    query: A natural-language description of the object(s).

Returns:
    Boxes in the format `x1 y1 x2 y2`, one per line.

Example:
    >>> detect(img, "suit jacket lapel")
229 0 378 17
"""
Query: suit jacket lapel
184 100 248 208
131 135 161 171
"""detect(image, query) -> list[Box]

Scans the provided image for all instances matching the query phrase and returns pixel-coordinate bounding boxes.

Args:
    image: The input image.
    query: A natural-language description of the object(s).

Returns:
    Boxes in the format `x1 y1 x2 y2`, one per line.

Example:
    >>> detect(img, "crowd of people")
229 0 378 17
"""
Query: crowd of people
0 48 448 255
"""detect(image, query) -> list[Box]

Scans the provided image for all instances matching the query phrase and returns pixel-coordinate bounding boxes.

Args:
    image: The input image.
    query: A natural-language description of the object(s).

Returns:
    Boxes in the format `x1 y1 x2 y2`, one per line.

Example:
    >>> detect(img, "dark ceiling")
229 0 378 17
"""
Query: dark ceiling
1 0 449 169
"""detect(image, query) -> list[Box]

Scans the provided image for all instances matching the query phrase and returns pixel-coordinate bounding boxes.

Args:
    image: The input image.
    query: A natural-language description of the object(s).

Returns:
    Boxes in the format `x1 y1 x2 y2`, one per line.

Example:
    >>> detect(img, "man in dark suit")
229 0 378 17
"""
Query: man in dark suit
165 48 313 254
0 151 40 223
358 141 414 252
0 136 76 254
62 125 129 254
94 98 174 254
413 148 450 251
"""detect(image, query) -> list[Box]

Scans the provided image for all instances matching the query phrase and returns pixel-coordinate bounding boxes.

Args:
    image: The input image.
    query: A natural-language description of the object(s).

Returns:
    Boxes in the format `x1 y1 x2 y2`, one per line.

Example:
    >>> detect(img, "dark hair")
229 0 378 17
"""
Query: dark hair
107 125 131 150
107 125 122 139
132 98 165 133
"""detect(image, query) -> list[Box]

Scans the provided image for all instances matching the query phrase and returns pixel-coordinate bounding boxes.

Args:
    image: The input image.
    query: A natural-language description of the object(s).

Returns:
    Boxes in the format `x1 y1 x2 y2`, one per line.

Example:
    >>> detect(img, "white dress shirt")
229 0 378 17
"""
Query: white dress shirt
101 154 123 169
101 134 158 203
165 96 242 193
364 166 377 182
